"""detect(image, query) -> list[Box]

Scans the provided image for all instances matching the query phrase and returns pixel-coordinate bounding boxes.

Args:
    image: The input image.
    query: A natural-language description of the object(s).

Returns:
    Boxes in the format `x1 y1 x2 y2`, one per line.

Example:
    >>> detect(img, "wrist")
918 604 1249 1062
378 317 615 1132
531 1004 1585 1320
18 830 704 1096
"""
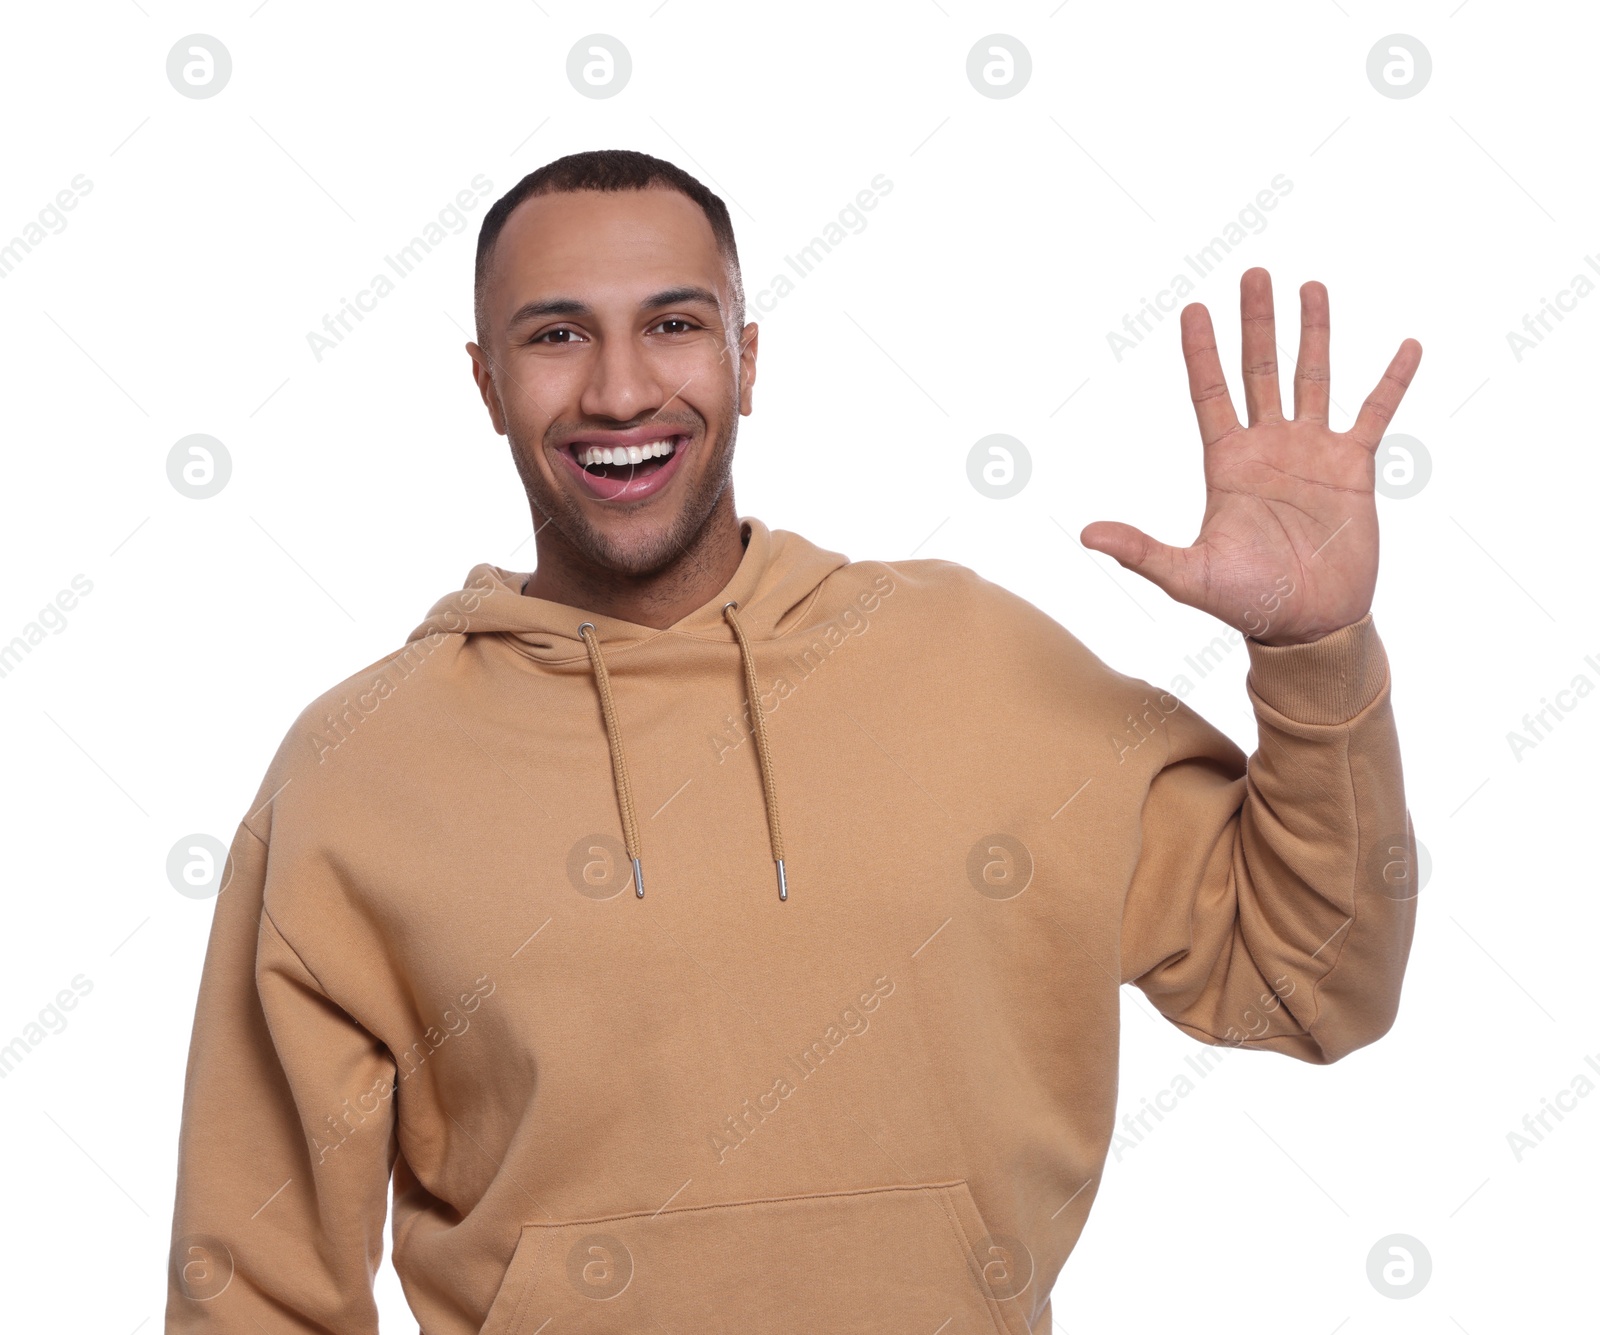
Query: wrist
1244 612 1387 724
1248 614 1369 649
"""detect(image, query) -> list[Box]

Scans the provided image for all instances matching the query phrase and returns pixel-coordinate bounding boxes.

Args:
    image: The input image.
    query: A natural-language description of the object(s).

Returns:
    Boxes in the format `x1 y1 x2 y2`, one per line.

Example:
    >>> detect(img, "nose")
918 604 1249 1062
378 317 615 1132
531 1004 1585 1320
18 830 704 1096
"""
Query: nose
579 331 670 425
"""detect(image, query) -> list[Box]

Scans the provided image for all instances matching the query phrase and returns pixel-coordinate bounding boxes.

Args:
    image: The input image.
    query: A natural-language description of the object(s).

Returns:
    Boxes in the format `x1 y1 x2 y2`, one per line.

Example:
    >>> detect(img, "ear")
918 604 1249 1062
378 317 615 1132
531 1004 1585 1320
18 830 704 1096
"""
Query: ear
466 341 508 435
737 323 759 416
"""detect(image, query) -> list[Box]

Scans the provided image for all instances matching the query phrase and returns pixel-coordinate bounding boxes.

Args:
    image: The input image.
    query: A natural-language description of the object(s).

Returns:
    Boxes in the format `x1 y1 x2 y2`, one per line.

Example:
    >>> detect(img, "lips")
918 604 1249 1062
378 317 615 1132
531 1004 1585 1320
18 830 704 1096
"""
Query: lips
555 432 689 503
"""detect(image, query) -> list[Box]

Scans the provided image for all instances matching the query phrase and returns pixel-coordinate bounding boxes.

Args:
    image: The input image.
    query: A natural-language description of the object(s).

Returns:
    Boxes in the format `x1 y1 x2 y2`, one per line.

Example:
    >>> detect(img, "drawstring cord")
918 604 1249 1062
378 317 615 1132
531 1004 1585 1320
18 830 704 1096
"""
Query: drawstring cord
723 602 788 901
574 607 789 902
577 622 645 898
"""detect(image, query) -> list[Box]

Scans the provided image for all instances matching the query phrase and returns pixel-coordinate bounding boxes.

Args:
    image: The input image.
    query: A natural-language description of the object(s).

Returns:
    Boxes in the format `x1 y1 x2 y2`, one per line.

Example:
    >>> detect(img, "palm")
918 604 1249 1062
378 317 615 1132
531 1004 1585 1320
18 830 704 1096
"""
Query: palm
1082 268 1422 646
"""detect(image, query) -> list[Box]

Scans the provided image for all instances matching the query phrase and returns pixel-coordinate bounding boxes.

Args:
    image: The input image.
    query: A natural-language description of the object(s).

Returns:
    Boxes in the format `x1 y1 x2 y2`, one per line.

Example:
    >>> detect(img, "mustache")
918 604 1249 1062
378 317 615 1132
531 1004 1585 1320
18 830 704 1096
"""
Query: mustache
549 415 703 447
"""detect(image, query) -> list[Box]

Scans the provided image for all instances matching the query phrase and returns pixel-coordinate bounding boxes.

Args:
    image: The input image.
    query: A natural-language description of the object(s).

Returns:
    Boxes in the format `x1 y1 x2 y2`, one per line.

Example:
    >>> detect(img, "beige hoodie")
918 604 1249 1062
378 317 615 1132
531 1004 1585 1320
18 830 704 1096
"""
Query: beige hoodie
165 517 1417 1333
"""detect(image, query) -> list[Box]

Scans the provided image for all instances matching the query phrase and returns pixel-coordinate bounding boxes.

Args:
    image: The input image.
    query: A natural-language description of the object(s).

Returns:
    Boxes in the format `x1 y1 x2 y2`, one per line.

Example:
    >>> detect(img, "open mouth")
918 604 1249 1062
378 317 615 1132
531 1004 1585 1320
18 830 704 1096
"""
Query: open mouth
557 432 689 503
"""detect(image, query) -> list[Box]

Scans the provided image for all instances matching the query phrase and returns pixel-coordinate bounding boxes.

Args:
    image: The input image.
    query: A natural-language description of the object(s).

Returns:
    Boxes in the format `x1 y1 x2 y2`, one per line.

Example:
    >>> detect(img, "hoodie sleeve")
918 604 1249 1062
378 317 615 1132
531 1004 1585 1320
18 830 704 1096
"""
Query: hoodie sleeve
1119 612 1418 1064
166 820 397 1332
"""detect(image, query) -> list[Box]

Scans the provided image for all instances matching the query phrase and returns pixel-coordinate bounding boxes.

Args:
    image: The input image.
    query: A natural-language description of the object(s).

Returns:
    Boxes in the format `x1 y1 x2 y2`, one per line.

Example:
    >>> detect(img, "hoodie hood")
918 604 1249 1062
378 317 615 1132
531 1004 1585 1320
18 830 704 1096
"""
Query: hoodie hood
405 517 850 902
406 517 849 658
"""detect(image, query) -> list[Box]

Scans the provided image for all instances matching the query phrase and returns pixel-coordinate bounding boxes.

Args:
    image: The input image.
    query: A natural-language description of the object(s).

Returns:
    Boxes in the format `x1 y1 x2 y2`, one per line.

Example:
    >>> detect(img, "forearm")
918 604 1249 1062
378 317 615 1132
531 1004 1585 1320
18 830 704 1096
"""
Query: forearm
1229 612 1418 1061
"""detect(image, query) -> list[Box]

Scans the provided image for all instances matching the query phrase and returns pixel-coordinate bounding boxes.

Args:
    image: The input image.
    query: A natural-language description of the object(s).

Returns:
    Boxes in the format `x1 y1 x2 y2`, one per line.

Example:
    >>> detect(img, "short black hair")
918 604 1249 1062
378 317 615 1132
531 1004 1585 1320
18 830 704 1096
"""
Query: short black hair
473 148 745 348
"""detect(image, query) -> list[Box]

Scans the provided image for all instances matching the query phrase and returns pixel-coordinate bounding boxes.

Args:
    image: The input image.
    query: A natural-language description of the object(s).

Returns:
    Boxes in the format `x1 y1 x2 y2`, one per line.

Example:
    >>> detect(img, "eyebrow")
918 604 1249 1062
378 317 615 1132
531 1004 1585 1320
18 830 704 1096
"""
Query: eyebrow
506 285 722 331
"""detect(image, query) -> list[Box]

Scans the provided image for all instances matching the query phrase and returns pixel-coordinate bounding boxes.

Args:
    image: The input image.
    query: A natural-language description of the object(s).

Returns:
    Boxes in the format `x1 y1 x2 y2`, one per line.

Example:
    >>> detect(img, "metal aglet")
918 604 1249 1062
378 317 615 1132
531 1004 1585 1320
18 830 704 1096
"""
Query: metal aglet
632 857 645 899
775 858 787 901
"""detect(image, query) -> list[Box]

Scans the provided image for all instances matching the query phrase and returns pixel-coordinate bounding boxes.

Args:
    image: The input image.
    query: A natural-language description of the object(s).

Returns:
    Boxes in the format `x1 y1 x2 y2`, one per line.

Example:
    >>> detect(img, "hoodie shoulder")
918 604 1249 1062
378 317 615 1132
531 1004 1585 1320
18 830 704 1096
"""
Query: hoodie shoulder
819 553 1151 698
241 631 469 845
825 553 1070 640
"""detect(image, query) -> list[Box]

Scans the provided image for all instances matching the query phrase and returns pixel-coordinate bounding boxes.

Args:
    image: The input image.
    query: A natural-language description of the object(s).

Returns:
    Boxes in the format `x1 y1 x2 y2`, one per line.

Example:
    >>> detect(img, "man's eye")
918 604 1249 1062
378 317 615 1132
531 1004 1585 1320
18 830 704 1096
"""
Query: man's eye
532 328 579 345
653 318 696 334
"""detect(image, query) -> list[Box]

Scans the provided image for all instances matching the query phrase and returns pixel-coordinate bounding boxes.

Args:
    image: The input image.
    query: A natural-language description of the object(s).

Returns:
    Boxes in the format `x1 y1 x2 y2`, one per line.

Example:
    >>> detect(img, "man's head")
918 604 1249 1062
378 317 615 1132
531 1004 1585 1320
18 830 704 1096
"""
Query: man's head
467 150 755 580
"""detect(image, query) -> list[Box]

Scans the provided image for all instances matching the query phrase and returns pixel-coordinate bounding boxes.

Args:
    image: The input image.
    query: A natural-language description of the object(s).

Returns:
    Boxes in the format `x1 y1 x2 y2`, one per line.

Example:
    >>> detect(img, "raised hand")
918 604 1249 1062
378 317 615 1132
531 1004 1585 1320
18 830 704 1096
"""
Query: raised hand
1080 267 1422 646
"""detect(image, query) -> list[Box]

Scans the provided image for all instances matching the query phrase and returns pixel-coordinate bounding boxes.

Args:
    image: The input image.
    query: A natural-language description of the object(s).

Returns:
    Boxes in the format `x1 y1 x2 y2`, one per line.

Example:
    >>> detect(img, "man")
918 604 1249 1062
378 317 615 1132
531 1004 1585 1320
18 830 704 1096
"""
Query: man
166 149 1422 1333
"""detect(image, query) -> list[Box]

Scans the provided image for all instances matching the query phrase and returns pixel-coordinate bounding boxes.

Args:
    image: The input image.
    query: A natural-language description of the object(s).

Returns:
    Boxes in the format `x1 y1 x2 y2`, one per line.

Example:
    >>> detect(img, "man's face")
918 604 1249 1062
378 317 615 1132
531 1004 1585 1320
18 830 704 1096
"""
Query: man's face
468 187 757 577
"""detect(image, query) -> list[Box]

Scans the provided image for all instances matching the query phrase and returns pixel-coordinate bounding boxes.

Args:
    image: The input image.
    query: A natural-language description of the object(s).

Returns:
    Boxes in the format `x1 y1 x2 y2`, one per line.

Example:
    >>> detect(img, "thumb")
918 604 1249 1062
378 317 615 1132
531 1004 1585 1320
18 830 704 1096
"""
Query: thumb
1079 521 1189 600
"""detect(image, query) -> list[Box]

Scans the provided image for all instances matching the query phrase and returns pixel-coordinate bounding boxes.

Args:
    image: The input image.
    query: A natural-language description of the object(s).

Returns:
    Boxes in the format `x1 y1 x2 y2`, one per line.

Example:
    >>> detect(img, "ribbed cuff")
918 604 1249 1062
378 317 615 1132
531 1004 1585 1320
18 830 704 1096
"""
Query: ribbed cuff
1244 611 1388 725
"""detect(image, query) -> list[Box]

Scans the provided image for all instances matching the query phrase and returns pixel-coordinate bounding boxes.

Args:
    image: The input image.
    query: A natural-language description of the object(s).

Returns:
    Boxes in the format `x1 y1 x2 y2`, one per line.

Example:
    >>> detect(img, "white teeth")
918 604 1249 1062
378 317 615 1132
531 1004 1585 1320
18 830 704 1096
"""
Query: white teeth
576 437 679 467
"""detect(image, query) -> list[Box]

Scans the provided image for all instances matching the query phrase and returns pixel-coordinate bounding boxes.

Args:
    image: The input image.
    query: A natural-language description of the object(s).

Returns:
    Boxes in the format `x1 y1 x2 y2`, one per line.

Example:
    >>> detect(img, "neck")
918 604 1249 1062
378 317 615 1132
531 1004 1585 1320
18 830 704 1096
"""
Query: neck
523 496 746 630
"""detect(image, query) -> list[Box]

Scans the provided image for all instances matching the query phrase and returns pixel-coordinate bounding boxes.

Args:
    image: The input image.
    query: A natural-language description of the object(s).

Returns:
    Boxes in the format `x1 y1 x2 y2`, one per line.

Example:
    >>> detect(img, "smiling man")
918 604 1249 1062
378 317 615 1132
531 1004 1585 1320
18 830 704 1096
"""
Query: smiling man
471 171 753 631
167 150 1423 1333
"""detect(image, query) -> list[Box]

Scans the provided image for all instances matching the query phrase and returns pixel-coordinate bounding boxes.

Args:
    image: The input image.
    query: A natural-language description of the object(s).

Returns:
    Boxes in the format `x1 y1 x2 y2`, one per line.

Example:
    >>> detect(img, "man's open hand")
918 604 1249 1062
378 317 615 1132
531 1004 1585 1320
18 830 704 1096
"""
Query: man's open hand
1081 267 1422 646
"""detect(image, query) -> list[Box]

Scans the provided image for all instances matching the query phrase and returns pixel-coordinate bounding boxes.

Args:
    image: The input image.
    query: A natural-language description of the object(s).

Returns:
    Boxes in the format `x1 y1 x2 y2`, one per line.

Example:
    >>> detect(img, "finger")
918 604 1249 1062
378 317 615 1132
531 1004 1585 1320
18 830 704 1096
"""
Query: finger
1239 267 1282 424
1180 303 1241 446
1349 338 1424 451
1079 520 1190 601
1294 281 1331 423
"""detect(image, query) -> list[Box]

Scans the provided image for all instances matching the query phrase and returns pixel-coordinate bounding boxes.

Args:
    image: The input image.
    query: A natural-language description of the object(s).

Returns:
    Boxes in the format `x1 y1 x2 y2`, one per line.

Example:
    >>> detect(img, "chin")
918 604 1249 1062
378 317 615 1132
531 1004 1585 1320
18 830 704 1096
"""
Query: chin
577 509 695 578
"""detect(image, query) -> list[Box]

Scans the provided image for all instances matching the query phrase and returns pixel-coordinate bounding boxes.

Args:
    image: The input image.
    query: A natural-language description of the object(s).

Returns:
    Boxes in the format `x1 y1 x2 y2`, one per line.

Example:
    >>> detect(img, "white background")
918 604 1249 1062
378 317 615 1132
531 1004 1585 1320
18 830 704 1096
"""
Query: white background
1 1 1594 1330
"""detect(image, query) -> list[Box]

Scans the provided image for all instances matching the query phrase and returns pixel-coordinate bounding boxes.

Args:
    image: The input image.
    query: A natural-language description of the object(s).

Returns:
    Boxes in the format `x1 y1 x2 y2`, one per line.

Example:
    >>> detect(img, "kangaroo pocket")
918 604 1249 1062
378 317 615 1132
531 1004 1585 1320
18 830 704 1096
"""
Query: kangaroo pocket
479 1179 1035 1335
